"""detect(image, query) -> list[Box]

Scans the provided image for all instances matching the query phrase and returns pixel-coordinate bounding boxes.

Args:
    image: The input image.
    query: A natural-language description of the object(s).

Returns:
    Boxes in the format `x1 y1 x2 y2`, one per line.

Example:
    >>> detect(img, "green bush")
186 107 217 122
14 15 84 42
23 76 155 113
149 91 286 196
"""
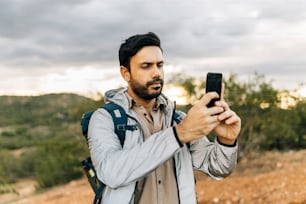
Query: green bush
33 136 87 188
0 150 21 183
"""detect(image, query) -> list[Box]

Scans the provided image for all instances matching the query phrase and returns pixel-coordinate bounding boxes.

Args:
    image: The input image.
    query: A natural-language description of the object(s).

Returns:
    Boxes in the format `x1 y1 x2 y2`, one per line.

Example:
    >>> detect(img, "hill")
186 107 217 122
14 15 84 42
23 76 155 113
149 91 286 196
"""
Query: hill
0 93 100 126
0 94 102 191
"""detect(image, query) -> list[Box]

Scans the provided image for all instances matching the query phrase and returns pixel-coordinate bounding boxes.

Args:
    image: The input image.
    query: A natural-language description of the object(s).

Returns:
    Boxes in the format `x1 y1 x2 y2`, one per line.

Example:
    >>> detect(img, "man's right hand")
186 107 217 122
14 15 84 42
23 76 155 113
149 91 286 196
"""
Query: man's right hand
175 92 224 144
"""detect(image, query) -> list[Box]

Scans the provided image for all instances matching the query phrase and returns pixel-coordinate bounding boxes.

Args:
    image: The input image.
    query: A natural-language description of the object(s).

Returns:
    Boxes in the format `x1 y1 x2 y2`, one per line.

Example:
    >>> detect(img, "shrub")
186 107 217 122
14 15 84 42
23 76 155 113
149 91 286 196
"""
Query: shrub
33 136 87 188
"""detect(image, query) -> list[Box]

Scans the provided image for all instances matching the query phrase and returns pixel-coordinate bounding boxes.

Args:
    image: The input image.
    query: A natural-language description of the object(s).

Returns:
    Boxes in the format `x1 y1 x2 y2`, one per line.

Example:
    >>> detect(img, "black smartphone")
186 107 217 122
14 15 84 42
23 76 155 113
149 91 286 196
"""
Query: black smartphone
205 72 222 107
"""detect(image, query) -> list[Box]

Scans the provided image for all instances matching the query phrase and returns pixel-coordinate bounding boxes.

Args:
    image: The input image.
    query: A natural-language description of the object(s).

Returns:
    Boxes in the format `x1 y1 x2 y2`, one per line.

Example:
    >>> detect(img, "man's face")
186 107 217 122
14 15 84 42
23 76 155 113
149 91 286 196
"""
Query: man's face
128 46 164 100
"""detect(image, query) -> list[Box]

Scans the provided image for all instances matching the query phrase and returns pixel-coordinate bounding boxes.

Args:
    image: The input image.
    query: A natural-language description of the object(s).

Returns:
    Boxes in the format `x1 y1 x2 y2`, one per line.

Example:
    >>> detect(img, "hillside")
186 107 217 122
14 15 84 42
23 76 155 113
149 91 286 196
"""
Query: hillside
0 93 101 126
2 150 305 204
0 94 103 193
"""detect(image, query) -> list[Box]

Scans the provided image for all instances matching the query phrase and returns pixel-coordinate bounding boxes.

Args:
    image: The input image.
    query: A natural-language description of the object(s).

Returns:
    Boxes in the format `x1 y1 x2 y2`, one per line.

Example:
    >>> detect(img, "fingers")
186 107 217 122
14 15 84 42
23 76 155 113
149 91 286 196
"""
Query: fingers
176 107 221 143
218 109 233 122
215 100 229 111
218 109 240 125
207 106 225 116
198 93 224 115
199 92 220 107
203 113 221 124
225 113 240 125
200 82 225 107
215 100 239 124
221 83 225 101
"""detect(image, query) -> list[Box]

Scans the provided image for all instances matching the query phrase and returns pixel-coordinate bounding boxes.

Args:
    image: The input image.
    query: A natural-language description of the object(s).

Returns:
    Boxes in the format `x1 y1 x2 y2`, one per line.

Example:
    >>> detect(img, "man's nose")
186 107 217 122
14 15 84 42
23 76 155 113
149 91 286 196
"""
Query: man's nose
151 65 162 78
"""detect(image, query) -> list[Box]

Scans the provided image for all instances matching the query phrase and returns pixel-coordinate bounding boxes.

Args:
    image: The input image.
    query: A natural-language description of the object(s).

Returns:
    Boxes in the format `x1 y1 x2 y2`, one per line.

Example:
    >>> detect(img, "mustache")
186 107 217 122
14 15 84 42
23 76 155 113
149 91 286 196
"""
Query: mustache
147 78 164 86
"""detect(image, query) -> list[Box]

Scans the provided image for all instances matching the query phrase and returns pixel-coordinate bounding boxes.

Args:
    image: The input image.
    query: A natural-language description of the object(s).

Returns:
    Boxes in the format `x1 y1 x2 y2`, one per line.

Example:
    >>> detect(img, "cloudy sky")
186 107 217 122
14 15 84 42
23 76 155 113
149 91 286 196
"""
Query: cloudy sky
1 0 306 97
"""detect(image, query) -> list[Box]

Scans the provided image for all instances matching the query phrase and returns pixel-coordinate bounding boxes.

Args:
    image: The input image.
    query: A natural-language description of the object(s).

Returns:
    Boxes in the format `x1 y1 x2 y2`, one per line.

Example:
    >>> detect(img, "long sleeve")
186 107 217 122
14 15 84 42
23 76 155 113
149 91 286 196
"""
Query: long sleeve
189 137 238 179
88 108 181 189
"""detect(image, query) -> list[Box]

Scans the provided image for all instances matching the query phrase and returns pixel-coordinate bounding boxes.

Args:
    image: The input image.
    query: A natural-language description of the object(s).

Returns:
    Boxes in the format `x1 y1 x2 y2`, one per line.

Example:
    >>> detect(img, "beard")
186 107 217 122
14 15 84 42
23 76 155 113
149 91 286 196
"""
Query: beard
129 76 164 100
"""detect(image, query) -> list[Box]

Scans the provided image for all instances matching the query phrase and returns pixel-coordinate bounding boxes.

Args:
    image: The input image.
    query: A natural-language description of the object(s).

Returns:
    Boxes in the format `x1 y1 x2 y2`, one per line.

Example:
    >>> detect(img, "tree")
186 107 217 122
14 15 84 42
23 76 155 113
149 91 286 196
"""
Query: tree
168 72 305 153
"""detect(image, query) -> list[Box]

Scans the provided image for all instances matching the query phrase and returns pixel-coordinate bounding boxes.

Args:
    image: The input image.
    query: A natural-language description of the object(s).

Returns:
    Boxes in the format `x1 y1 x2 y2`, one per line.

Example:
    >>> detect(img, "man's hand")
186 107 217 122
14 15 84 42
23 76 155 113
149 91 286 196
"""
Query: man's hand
175 83 241 145
214 100 241 145
175 92 224 144
212 83 241 145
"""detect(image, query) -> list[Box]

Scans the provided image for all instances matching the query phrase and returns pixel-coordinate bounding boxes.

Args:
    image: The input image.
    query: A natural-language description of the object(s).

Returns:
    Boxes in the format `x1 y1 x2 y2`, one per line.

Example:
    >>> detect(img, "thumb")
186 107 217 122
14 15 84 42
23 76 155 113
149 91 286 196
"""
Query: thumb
199 92 219 106
221 82 225 101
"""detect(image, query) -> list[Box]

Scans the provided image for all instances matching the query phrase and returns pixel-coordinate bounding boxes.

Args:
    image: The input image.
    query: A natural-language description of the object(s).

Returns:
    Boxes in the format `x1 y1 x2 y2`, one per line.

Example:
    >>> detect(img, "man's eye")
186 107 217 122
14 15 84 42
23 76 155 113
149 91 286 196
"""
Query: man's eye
141 63 150 68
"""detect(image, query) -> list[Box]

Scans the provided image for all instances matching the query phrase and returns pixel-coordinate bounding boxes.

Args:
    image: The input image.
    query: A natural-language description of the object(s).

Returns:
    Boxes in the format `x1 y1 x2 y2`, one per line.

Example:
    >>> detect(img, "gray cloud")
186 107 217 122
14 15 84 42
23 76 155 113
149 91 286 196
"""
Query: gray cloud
0 0 306 92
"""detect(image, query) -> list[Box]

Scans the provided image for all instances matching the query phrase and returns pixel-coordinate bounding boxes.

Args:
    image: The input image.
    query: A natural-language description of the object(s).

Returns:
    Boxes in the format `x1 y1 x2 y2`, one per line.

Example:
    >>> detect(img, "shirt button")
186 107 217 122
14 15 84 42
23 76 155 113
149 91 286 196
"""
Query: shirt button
158 180 161 184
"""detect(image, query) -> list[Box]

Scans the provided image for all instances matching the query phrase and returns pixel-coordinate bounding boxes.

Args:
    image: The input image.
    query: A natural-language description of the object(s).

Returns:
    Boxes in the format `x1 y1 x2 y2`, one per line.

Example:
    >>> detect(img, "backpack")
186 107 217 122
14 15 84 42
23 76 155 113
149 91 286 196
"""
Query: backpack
80 102 182 204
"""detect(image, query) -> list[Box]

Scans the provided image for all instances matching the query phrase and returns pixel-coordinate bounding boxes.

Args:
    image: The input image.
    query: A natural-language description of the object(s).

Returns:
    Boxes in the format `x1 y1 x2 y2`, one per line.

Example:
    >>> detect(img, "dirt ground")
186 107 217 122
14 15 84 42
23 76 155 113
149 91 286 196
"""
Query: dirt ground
1 150 306 204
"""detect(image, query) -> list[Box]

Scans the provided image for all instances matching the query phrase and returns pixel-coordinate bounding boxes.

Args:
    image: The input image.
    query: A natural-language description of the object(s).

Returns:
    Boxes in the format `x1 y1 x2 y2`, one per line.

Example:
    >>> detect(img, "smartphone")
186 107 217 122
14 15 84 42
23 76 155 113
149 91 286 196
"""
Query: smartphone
205 72 222 107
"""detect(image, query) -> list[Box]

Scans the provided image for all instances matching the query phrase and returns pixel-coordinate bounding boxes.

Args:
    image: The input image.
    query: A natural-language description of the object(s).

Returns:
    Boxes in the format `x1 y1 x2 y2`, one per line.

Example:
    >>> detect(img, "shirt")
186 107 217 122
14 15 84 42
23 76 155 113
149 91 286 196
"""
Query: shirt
125 93 179 204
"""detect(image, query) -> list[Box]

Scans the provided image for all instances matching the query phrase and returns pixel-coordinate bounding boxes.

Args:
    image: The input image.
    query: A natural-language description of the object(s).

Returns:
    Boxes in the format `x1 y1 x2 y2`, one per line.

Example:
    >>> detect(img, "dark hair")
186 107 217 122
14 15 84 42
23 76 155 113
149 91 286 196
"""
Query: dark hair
119 32 162 70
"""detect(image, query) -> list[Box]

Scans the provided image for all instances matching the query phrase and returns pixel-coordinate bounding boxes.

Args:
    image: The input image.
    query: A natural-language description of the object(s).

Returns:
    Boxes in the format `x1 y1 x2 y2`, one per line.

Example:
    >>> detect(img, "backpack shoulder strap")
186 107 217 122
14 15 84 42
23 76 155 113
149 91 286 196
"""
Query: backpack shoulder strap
173 110 182 124
102 103 137 147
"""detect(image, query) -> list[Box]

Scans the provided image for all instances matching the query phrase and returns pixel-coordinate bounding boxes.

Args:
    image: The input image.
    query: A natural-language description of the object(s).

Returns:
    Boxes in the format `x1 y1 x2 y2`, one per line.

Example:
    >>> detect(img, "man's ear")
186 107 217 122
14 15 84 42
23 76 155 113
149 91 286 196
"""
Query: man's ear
120 66 131 82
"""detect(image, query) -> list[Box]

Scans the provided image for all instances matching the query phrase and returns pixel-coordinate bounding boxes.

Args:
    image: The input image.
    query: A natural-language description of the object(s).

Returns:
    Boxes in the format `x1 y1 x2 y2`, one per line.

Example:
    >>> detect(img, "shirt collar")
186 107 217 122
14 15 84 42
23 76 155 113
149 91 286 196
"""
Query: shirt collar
124 92 165 111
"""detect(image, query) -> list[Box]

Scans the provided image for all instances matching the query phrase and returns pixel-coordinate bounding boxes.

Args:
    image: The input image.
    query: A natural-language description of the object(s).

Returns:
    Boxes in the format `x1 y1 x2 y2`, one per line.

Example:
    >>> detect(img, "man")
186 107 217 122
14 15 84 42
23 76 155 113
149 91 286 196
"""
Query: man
88 32 241 204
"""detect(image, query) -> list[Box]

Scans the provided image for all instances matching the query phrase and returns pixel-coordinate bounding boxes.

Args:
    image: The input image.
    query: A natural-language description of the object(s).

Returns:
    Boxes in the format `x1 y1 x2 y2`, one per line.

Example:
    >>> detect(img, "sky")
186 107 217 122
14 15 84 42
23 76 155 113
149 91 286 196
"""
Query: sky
1 0 306 98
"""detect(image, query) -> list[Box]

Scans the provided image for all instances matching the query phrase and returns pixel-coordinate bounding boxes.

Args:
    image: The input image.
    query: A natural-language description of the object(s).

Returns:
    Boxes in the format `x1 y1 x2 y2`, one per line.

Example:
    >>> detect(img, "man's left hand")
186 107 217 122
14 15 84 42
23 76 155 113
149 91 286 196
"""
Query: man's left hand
213 100 241 145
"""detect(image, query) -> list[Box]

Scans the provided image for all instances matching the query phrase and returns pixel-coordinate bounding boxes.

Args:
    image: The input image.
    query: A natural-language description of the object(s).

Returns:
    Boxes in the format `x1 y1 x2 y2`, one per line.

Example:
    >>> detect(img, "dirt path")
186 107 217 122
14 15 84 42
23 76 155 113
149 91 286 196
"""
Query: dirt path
196 165 306 204
2 150 306 204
